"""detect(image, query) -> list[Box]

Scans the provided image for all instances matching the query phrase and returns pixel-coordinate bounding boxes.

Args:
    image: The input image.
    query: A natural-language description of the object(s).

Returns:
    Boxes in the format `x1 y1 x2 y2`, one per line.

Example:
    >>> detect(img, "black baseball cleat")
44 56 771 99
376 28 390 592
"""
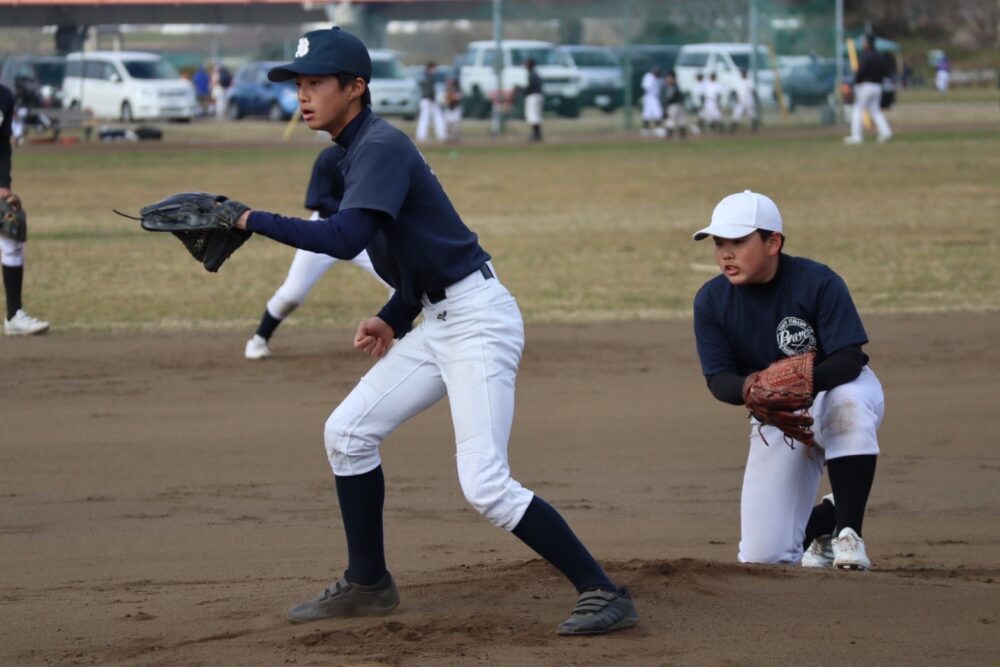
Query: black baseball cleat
287 572 400 623
557 587 640 636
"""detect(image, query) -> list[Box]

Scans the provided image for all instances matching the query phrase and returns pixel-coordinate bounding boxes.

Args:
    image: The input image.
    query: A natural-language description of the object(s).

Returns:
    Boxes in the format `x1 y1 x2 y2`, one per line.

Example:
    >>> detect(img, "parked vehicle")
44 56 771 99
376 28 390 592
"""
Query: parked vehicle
227 61 298 120
62 51 197 121
459 40 581 119
555 45 624 112
369 50 420 120
0 55 66 108
777 57 852 111
613 44 681 104
674 43 776 109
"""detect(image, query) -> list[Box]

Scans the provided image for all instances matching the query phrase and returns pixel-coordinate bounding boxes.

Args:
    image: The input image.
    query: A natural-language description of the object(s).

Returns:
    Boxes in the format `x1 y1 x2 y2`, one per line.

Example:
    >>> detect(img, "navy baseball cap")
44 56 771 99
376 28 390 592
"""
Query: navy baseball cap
268 26 372 83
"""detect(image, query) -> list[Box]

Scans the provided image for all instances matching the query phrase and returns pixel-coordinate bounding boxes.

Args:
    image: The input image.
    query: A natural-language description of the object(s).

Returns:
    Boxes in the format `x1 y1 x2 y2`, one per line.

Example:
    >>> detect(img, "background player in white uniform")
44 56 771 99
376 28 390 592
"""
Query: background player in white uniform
729 69 758 133
692 190 884 570
245 144 388 359
640 66 664 137
701 72 724 132
1 83 48 336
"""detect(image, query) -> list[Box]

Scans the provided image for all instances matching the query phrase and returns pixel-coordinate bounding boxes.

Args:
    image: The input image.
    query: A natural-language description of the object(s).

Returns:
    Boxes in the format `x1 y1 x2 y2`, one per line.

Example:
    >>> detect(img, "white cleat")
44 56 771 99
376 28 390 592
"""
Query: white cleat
4 309 49 336
832 527 871 571
802 534 835 568
843 136 863 145
877 134 893 144
244 334 272 360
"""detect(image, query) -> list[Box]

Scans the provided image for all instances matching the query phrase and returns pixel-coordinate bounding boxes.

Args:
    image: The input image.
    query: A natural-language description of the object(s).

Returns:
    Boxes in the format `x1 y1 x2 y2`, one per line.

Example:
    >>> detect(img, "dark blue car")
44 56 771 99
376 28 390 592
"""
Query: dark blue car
227 61 299 121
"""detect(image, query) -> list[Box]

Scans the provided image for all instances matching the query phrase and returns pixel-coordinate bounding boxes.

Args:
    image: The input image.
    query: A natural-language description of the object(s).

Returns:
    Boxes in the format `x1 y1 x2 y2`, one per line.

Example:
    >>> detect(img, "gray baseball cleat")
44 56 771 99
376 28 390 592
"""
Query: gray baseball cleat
287 573 400 623
557 587 639 636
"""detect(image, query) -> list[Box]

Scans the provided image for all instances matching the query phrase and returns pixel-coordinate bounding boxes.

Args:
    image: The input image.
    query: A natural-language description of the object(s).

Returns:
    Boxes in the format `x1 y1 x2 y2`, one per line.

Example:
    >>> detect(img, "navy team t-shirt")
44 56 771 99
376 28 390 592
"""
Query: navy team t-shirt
304 144 346 218
693 254 868 377
337 112 489 306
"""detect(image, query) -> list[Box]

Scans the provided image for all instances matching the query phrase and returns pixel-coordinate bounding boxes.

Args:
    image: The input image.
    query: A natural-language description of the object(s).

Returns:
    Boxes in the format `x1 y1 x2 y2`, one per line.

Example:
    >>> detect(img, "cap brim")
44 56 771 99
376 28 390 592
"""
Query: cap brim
692 223 758 241
267 62 341 82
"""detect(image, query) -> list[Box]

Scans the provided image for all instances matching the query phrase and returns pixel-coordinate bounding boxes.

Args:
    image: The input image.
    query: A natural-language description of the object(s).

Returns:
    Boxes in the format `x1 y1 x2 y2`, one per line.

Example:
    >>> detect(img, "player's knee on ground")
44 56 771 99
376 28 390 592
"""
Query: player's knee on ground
738 537 803 565
455 436 533 531
324 397 383 477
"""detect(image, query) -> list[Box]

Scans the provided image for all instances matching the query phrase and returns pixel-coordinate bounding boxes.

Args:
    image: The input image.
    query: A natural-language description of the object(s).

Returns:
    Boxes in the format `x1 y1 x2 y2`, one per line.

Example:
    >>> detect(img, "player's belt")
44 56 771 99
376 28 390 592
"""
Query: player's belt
426 262 494 304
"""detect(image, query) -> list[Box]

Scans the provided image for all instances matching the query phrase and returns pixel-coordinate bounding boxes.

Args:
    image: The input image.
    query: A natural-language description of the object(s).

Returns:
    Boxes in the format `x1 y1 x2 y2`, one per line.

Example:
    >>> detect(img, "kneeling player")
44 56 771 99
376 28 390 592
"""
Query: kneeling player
691 190 884 570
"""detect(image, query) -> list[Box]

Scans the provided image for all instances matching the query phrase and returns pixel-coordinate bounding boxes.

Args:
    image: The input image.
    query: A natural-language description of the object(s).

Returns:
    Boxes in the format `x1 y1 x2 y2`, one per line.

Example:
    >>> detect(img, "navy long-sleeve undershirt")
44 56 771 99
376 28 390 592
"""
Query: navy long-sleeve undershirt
246 207 381 261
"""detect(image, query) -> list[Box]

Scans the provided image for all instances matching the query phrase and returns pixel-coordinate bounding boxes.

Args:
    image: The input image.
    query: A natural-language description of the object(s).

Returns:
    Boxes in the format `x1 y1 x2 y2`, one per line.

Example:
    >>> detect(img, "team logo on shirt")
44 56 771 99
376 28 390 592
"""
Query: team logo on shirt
295 38 310 59
776 316 816 355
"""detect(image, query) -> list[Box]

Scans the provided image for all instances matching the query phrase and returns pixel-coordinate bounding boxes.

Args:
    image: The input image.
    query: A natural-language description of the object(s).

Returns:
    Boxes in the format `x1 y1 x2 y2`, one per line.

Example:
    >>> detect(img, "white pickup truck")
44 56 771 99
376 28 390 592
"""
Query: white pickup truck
459 40 581 119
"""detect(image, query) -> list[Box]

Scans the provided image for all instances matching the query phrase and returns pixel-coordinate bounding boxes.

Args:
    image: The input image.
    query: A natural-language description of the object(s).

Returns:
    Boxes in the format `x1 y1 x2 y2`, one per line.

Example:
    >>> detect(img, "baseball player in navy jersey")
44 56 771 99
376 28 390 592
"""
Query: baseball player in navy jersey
244 144 388 359
230 27 638 635
1 83 49 336
692 191 884 570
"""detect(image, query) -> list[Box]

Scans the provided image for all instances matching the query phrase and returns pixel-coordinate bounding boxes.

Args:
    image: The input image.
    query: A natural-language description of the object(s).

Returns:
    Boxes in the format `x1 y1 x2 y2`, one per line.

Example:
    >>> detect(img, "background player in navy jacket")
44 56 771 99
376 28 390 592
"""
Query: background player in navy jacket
692 190 885 570
230 27 639 635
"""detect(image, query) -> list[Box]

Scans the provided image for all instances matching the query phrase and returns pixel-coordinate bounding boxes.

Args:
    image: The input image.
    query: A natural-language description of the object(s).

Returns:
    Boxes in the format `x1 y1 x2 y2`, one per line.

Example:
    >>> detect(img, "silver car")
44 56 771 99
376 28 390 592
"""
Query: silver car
368 50 420 120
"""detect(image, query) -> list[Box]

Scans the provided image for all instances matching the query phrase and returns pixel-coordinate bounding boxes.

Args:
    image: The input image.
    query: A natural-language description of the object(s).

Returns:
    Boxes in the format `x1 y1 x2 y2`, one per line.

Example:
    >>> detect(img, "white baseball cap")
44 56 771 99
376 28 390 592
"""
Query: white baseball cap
692 190 783 241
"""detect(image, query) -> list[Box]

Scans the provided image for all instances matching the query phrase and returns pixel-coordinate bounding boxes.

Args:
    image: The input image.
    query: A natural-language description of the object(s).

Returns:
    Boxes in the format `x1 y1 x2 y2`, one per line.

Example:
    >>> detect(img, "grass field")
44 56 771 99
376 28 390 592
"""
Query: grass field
10 98 1000 331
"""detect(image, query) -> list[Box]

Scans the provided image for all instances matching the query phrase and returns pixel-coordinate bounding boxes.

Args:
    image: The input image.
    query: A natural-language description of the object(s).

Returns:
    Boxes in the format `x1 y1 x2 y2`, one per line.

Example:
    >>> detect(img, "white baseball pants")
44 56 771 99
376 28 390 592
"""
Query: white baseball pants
849 82 892 142
265 212 388 319
0 236 25 267
641 94 664 122
525 93 544 125
738 366 885 564
324 263 535 531
416 99 447 142
665 103 686 130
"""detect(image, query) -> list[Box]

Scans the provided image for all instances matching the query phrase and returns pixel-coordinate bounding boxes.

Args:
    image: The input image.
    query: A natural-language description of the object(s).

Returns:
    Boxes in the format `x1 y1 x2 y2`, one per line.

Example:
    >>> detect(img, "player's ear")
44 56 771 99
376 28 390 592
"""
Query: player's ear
768 232 784 255
349 78 367 101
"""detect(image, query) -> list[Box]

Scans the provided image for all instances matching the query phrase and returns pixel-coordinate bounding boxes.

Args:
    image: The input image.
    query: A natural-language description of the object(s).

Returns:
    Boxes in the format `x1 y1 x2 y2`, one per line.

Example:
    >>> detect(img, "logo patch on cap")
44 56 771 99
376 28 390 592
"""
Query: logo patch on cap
295 38 310 59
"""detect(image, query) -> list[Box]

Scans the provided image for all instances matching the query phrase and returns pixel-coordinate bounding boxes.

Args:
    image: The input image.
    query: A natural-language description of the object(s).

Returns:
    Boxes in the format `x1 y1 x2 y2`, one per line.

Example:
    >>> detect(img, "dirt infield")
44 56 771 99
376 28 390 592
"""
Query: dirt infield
2 313 998 665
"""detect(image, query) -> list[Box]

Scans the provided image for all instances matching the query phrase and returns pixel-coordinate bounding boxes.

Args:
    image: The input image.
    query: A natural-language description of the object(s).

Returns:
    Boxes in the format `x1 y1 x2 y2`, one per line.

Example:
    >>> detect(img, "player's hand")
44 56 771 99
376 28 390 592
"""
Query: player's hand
354 317 394 358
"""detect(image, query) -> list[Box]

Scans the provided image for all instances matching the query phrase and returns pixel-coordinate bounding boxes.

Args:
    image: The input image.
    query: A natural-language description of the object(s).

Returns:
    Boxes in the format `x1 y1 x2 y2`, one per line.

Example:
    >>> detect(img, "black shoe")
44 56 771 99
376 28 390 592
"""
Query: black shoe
287 572 400 623
557 587 639 636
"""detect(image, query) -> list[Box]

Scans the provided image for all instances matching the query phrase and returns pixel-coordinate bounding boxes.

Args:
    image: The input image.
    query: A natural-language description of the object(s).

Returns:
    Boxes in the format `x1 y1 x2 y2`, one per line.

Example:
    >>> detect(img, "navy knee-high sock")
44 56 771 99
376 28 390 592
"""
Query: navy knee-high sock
512 495 615 593
3 264 23 320
828 455 877 537
335 466 387 586
803 495 837 548
254 309 283 340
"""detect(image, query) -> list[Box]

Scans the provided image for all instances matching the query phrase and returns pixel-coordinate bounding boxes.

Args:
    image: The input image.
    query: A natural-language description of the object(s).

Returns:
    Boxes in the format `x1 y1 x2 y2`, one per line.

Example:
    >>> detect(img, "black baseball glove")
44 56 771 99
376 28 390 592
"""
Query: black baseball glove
0 194 27 242
119 192 252 272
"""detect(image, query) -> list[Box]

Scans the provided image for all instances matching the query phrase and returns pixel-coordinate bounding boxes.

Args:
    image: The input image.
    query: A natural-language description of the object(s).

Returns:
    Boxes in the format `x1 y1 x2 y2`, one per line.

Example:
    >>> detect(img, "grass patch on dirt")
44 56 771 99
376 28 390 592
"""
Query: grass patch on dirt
11 117 999 331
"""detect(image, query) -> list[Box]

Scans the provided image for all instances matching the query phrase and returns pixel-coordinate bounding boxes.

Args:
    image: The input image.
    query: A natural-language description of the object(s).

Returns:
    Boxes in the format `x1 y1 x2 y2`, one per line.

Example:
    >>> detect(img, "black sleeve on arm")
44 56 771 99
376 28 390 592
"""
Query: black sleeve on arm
706 371 747 406
813 344 866 394
0 88 13 188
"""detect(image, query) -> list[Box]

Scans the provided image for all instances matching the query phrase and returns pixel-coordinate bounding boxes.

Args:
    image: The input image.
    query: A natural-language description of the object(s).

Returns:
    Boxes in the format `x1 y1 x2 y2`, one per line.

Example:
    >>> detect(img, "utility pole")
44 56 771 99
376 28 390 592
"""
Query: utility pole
491 0 505 135
835 0 844 124
622 0 634 130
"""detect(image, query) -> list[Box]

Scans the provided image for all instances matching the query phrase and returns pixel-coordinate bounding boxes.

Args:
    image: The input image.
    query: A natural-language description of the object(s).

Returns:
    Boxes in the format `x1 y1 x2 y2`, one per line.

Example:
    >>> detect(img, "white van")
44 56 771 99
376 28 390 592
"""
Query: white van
459 40 581 118
62 51 197 122
674 43 776 109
